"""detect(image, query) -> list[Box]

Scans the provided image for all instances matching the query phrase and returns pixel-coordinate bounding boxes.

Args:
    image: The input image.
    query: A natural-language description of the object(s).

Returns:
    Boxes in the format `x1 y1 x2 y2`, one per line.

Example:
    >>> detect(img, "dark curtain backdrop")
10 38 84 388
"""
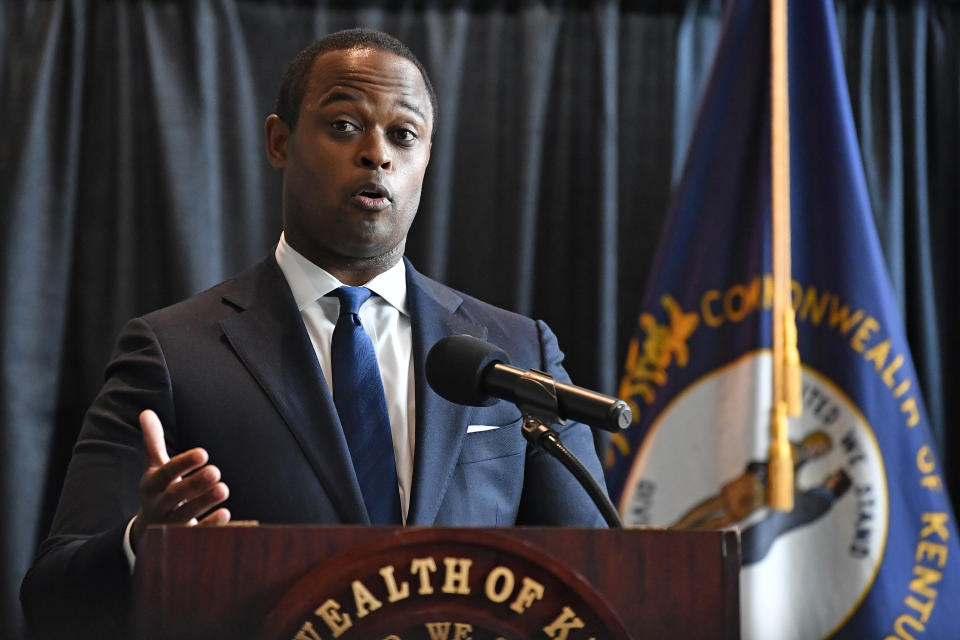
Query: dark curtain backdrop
1 0 957 636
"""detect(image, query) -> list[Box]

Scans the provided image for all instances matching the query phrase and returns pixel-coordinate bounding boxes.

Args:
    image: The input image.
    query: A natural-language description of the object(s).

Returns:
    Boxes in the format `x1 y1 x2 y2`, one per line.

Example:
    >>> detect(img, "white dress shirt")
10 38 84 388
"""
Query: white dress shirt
124 234 416 569
274 233 415 522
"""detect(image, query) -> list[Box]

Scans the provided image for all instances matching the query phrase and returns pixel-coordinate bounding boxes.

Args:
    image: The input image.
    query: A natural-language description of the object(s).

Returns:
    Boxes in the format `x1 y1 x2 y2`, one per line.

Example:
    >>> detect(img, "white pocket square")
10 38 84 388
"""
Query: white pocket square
466 424 500 433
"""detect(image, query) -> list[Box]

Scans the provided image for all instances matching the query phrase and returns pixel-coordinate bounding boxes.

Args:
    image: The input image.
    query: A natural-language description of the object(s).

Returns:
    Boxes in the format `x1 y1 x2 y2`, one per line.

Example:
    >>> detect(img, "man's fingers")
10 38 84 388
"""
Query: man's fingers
136 409 229 529
161 466 226 514
140 448 209 495
198 508 231 526
169 481 230 522
140 410 170 468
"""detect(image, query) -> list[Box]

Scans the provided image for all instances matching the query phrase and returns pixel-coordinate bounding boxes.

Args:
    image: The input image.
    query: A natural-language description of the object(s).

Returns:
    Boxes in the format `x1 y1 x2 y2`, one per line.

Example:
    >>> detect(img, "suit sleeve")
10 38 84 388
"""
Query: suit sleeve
515 320 609 527
20 317 177 639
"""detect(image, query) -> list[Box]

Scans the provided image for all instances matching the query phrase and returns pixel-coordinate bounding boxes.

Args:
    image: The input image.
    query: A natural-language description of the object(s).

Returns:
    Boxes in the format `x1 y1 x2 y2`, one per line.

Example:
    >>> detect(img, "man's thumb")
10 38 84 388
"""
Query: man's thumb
140 409 170 467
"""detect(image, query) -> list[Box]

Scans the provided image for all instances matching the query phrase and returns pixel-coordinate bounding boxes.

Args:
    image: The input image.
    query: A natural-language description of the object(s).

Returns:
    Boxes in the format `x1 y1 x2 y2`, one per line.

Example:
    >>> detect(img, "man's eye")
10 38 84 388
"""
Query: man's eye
393 128 417 144
331 120 359 132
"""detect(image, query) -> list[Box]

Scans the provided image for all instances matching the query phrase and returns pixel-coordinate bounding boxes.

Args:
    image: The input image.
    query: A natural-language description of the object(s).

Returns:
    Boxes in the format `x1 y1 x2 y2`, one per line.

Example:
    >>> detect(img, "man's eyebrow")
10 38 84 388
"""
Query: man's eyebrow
318 90 360 108
316 90 429 124
398 101 429 124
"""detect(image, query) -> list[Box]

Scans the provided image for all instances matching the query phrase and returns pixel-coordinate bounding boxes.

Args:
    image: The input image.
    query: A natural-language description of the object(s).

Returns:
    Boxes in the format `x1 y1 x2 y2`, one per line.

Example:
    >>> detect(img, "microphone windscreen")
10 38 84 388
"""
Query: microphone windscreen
425 335 510 407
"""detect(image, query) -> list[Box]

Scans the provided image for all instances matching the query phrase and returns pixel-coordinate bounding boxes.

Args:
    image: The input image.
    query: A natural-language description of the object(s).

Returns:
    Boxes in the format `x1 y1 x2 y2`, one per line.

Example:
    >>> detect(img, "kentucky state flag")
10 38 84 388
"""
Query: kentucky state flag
604 1 959 638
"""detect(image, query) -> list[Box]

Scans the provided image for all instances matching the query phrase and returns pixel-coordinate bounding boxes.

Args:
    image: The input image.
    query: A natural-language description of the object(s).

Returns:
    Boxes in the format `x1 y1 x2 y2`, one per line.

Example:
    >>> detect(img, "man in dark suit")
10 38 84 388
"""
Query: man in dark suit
21 28 606 636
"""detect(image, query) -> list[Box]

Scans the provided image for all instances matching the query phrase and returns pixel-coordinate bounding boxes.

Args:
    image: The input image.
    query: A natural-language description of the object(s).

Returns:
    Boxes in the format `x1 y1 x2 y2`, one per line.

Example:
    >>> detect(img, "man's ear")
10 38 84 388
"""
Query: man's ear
264 114 290 169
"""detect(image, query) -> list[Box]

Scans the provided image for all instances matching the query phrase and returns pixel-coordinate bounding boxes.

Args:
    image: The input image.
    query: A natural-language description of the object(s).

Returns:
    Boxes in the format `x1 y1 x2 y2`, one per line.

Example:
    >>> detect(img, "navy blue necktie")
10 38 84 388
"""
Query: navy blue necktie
329 286 402 524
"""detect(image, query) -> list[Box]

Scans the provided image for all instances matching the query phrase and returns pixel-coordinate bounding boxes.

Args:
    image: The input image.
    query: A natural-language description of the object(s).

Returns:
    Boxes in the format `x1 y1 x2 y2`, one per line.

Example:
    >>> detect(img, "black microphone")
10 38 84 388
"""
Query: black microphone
425 335 632 432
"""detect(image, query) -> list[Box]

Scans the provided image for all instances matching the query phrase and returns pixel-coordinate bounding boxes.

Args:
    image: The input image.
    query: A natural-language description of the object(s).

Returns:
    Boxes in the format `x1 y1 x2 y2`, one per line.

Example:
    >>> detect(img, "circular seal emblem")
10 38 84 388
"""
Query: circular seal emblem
261 528 630 640
619 352 888 640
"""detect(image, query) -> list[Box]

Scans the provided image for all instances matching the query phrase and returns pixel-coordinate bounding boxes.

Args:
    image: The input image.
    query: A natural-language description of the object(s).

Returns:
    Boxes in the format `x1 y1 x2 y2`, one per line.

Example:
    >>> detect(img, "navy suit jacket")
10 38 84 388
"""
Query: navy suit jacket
21 255 606 636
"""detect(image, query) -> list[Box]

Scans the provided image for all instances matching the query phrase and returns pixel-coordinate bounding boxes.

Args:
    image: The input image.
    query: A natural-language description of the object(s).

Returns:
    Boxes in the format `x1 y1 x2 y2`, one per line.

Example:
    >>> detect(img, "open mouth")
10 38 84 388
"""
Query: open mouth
351 183 392 210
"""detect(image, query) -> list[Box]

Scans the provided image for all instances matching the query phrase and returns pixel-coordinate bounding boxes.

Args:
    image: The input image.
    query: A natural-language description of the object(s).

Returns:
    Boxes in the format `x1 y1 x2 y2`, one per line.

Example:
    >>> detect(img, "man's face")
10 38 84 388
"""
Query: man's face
267 47 432 272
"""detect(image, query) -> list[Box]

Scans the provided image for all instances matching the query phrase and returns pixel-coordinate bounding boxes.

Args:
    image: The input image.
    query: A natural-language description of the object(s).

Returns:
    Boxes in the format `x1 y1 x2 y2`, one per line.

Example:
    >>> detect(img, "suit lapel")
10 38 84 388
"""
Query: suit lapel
218 258 368 524
404 260 488 525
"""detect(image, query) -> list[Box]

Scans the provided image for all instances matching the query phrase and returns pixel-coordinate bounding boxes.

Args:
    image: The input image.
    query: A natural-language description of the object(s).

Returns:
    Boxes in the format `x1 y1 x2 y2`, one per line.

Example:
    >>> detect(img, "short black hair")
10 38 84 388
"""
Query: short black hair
274 28 437 135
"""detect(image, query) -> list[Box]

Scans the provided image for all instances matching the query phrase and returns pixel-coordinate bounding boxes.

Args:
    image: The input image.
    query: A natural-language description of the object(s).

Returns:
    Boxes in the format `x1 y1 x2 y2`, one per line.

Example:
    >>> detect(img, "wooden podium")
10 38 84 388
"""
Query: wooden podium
133 525 739 639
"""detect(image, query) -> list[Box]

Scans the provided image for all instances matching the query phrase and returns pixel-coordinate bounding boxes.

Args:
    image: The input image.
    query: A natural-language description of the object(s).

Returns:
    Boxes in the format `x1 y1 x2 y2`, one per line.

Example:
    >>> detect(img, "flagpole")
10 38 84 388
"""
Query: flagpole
768 0 799 511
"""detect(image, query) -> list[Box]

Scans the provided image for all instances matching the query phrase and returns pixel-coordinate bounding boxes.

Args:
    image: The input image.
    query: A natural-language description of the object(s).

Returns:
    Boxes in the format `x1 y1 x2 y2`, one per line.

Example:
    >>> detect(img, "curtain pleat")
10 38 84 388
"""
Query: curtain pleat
419 5 469 281
671 0 723 184
512 7 561 317
595 1 620 394
1 2 87 635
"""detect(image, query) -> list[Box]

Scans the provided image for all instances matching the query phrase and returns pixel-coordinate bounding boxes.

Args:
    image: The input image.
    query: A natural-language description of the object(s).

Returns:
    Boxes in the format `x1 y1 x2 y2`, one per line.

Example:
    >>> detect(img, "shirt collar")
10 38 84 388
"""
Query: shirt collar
275 233 408 315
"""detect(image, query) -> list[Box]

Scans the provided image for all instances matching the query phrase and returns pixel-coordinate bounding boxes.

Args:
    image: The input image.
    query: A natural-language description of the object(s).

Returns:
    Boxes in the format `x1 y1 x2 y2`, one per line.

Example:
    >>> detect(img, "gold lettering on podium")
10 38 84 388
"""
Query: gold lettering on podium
441 557 473 595
315 598 351 636
379 565 411 603
543 605 586 639
410 557 438 594
350 579 383 618
286 549 617 638
484 566 515 603
424 621 474 639
508 576 545 614
292 620 324 640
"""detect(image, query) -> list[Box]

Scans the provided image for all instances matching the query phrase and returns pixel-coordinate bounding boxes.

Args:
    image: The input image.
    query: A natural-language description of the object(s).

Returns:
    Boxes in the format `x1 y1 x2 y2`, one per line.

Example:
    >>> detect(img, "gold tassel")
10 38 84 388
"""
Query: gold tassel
783 307 802 416
767 402 794 510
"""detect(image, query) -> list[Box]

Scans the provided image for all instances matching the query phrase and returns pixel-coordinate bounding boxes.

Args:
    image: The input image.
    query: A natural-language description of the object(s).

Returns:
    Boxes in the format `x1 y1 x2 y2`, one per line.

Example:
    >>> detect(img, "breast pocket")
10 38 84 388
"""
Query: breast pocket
458 407 525 464
436 406 526 526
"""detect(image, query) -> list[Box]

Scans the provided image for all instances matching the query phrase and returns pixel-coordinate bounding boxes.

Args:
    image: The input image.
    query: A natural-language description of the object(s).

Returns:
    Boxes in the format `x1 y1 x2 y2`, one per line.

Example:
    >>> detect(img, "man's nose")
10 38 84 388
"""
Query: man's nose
357 132 391 170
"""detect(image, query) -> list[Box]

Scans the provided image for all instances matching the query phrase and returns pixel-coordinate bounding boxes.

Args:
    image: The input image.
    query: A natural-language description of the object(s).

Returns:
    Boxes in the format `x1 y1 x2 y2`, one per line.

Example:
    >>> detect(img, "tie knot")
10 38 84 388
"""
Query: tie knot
331 286 373 316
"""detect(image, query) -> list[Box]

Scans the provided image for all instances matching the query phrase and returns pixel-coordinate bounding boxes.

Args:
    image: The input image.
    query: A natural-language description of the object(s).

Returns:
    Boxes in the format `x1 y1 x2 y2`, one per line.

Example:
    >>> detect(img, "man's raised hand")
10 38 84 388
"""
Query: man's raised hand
130 409 230 550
